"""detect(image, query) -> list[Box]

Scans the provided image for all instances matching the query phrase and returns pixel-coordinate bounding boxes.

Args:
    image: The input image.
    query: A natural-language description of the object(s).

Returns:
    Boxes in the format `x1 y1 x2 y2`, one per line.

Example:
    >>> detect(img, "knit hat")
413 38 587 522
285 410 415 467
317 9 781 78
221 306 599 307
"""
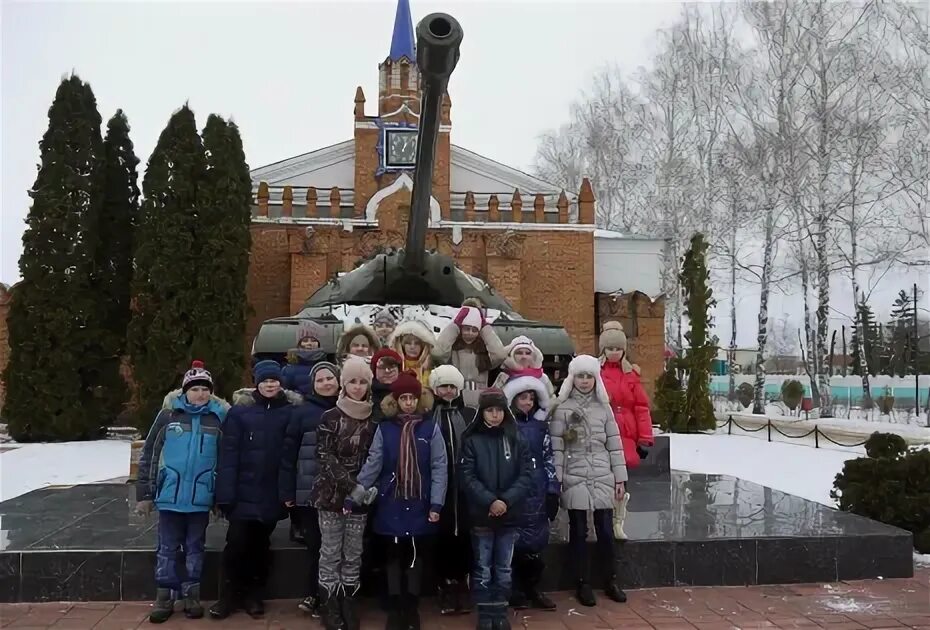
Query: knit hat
390 371 423 399
340 356 374 387
309 361 339 385
296 319 325 344
429 364 465 392
459 306 482 329
182 360 213 393
253 359 282 384
478 387 508 411
599 321 628 354
370 348 403 372
372 308 396 326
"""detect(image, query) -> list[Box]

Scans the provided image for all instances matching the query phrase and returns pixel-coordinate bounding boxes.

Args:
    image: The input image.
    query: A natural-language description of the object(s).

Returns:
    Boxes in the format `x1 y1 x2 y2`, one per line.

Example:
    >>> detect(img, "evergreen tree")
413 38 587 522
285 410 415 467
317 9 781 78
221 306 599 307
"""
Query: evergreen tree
188 115 253 400
851 296 877 376
889 289 917 377
3 76 105 441
84 110 140 424
679 233 717 431
127 105 206 430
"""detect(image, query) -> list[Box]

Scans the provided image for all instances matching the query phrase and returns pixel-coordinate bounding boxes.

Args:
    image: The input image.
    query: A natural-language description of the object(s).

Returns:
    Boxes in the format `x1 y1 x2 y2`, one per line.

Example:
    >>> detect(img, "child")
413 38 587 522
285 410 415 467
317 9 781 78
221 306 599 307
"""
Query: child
433 299 506 407
355 371 448 630
428 364 476 615
338 322 380 362
502 376 559 611
282 319 329 396
136 361 228 624
211 360 301 620
549 355 628 607
372 308 397 347
280 361 341 616
598 321 653 540
460 388 534 630
370 348 403 420
387 318 436 388
491 336 554 396
311 357 379 630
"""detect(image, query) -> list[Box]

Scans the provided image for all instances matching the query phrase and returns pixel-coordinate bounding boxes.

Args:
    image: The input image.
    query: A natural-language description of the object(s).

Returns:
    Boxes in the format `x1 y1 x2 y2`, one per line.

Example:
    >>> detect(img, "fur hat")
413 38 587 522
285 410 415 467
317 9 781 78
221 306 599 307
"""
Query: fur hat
182 360 213 393
556 355 610 404
253 360 282 384
599 321 628 354
340 356 373 387
370 348 403 372
503 375 550 421
296 319 325 344
429 364 465 392
458 306 483 329
502 335 544 370
372 308 396 327
338 323 380 356
478 387 508 411
388 318 437 349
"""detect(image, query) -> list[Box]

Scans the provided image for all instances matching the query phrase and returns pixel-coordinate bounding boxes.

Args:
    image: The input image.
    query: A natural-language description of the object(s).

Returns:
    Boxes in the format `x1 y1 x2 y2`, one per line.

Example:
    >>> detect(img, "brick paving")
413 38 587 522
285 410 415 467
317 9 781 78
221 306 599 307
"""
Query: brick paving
1 568 928 629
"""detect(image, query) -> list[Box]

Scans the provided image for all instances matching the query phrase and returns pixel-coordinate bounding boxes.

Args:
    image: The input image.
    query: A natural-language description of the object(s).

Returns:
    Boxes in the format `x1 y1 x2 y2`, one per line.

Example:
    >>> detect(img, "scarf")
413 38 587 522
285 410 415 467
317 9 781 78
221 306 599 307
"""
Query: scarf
506 365 544 379
337 394 373 420
452 335 491 373
395 413 425 500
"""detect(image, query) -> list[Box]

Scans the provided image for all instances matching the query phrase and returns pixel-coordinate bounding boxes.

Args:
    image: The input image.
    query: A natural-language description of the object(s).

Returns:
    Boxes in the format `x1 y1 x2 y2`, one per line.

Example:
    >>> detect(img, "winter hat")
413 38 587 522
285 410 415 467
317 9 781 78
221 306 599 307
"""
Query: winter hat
429 364 465 392
340 356 374 387
503 335 544 369
297 319 325 344
503 375 550 421
371 348 403 372
459 306 483 329
477 388 508 412
309 361 339 385
372 308 397 326
182 360 214 393
556 354 609 404
599 321 628 354
390 371 423 399
253 359 283 384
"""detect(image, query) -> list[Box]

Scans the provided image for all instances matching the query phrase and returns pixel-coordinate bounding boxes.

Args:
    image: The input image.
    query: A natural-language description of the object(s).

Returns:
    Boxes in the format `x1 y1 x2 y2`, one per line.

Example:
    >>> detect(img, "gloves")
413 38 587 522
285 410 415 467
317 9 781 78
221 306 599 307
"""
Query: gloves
636 445 649 461
545 494 560 522
134 500 154 517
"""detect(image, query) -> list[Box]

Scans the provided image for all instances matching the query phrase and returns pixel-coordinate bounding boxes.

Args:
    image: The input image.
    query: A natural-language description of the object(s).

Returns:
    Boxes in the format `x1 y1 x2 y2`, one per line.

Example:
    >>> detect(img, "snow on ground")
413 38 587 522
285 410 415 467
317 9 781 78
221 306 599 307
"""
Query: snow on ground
0 440 129 502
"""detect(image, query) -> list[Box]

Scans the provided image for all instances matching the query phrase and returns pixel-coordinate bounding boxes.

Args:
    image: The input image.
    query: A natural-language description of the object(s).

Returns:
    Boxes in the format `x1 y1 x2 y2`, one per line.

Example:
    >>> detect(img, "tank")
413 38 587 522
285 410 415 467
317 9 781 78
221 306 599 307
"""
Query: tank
252 11 575 380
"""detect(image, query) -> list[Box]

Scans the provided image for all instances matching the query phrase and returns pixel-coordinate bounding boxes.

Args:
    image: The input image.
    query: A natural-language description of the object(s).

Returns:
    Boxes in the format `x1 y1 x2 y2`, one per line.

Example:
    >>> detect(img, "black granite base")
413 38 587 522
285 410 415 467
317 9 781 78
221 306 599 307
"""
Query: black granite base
0 450 913 602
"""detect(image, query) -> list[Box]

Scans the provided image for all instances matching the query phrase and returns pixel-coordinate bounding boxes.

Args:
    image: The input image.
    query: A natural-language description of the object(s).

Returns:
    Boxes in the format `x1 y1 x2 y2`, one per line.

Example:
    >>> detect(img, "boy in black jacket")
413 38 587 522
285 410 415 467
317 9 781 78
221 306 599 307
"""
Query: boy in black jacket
460 388 534 630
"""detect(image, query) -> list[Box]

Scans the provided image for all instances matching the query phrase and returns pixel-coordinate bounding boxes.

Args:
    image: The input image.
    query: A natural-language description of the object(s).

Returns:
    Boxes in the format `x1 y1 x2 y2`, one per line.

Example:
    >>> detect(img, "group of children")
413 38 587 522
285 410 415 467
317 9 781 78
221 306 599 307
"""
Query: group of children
135 303 654 630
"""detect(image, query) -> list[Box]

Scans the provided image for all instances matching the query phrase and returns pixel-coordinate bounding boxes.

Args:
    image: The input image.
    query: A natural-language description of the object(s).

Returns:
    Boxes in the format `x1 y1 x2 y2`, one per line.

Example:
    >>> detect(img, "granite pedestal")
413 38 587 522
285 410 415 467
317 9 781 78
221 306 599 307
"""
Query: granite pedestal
0 436 913 602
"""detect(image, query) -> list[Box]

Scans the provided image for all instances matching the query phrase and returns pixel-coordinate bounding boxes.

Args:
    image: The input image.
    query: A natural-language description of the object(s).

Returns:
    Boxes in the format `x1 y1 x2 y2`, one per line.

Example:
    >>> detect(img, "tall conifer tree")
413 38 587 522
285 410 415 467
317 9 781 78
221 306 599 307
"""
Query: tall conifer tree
127 105 206 429
4 75 105 441
189 115 253 399
680 233 716 431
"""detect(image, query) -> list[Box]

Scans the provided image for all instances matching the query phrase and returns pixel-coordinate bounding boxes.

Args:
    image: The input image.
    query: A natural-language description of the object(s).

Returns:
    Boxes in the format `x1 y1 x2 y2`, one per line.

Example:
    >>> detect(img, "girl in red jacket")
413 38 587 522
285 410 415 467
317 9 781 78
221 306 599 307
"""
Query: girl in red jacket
598 321 654 539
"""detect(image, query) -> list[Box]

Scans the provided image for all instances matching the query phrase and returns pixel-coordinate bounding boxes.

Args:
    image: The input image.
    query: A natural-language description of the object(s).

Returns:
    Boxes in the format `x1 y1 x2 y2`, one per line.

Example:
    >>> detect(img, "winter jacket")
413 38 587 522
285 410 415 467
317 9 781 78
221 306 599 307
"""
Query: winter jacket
433 323 506 407
279 392 338 506
311 405 377 513
137 393 228 513
371 380 393 423
511 404 559 552
215 388 300 522
550 389 627 511
459 406 535 529
357 393 448 538
601 360 654 468
433 396 476 537
281 348 329 398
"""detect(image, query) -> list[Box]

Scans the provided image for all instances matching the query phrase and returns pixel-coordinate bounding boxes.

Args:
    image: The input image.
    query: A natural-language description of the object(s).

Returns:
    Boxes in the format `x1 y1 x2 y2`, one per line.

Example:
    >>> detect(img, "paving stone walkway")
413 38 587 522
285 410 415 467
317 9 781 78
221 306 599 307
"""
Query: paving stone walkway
1 568 927 629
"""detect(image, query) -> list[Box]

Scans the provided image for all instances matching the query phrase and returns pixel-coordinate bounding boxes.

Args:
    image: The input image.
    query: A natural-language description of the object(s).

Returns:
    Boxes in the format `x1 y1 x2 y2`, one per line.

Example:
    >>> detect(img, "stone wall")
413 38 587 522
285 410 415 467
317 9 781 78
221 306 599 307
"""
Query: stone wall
0 283 12 413
595 291 666 400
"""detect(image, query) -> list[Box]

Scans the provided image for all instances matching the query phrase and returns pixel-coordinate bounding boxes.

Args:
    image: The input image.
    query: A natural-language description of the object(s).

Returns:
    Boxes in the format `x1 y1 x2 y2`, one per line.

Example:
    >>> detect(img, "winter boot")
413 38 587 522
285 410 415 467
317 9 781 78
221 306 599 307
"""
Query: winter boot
575 581 596 607
322 588 346 630
298 593 321 616
403 594 421 630
438 580 457 616
341 584 361 630
604 576 628 603
148 588 174 624
385 595 405 630
613 492 631 540
524 554 556 611
181 583 203 619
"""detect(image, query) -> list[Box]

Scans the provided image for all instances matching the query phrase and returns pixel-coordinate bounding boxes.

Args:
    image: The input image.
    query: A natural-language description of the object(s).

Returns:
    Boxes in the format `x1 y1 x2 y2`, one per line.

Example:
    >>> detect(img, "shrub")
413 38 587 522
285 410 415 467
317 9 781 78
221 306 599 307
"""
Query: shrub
654 362 687 432
831 432 930 553
780 379 805 411
736 382 754 409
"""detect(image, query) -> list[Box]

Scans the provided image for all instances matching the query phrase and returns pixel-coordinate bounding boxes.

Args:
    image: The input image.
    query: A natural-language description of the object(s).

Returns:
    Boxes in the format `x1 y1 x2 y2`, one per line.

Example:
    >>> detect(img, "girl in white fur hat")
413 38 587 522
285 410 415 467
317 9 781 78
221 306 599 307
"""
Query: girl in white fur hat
549 355 628 608
387 317 437 389
433 298 506 407
491 335 554 396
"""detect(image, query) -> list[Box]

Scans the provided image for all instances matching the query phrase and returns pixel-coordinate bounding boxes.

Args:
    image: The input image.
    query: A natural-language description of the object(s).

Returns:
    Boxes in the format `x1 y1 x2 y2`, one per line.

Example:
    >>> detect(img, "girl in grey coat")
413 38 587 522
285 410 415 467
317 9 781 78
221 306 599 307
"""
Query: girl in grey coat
549 354 628 608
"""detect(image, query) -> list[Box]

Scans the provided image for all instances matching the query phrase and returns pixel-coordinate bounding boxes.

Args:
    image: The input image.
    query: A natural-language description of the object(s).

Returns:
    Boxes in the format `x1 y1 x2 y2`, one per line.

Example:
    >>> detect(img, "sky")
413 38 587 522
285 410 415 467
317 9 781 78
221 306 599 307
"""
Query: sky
1 0 926 347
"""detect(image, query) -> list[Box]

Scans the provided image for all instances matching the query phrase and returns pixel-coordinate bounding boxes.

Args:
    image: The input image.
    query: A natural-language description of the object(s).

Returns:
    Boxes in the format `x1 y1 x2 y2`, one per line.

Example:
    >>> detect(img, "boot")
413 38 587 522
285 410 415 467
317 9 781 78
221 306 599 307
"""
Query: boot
575 581 596 607
475 603 495 630
148 587 174 624
489 603 510 630
341 584 361 630
456 578 473 614
613 492 631 540
208 581 237 620
181 583 203 619
242 588 265 619
298 593 321 616
438 580 457 616
385 595 404 630
604 577 628 603
403 594 421 630
524 555 556 611
322 588 346 630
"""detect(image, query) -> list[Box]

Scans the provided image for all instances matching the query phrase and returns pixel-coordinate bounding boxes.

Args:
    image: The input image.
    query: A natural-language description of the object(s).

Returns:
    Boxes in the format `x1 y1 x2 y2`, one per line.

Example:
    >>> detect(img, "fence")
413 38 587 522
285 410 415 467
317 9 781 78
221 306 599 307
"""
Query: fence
717 415 870 449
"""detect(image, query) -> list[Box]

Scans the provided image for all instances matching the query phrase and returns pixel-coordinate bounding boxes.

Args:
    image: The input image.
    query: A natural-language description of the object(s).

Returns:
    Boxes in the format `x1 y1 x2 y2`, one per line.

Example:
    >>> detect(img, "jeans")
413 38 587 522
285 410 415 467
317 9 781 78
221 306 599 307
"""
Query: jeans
155 510 210 589
318 510 367 593
568 509 615 584
221 519 278 597
296 506 322 596
471 527 516 605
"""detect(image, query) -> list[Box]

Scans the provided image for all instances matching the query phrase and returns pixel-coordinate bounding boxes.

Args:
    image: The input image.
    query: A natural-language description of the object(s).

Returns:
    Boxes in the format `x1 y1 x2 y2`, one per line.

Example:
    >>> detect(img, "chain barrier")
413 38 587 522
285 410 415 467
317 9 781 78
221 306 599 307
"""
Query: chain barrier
718 415 869 449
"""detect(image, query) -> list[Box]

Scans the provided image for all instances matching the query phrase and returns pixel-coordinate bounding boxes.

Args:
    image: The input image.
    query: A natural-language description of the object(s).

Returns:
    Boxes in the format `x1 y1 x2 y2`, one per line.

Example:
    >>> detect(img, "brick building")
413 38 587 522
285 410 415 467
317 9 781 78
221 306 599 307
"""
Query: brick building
244 0 666 392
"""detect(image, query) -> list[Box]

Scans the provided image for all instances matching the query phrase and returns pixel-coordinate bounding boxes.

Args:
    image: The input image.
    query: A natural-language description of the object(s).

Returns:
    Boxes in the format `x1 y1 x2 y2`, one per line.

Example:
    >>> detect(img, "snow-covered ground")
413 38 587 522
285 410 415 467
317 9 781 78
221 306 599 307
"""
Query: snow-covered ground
0 440 129 502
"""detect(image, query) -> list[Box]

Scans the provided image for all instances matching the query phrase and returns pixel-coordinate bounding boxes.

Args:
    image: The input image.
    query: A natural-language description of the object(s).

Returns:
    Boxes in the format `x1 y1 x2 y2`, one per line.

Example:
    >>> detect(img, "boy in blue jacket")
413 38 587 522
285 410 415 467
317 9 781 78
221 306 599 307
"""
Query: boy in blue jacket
136 361 229 624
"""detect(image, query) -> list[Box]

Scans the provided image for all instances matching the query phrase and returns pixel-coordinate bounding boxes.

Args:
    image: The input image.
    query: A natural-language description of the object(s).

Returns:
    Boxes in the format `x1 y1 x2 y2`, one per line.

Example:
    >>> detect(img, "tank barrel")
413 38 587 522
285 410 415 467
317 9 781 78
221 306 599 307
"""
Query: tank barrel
401 12 463 273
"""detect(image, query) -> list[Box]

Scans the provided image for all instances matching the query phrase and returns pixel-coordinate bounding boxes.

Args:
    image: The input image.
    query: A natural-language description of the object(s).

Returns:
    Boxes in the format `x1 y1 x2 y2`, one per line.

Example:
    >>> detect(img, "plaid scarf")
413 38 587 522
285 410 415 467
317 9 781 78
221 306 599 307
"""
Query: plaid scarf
395 413 425 500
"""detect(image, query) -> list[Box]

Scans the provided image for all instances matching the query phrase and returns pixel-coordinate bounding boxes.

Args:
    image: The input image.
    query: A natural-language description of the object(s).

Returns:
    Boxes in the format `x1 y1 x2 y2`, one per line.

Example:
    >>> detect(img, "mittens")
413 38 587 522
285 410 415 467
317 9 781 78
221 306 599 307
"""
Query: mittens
453 307 469 326
545 493 560 522
349 484 378 506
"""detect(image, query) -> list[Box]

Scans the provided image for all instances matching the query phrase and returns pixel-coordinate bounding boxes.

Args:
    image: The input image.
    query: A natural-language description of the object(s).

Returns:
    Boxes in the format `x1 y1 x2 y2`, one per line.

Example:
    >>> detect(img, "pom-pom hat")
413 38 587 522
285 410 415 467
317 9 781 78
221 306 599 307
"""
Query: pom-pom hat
182 360 213 393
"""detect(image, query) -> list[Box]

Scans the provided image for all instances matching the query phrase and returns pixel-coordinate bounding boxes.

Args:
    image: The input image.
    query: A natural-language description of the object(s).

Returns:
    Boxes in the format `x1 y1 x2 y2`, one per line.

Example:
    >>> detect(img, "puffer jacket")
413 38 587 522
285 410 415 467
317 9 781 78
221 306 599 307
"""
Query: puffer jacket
215 388 300 522
311 405 377 513
459 405 534 529
137 393 228 513
550 390 627 511
281 348 329 397
601 360 654 468
511 404 559 552
433 396 476 537
279 392 338 506
433 323 506 407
